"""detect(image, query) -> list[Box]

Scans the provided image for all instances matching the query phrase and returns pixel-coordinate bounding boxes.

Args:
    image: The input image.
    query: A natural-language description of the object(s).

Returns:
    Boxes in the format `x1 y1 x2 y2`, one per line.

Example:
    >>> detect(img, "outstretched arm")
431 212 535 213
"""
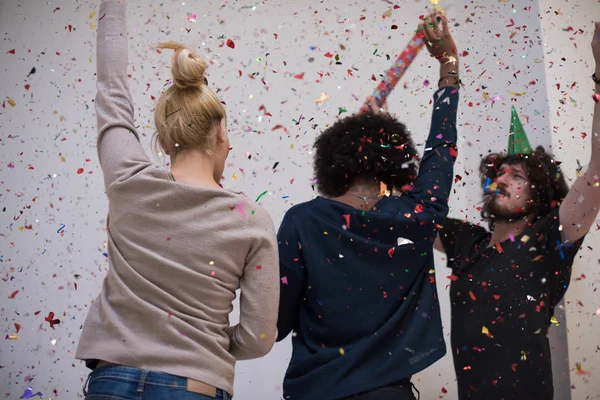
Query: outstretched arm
377 12 460 222
559 22 600 243
96 0 151 190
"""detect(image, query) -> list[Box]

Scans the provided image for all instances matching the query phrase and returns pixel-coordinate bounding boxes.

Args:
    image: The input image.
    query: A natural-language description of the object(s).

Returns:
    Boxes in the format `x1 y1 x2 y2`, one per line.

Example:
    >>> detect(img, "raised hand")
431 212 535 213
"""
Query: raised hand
360 96 389 114
419 11 457 64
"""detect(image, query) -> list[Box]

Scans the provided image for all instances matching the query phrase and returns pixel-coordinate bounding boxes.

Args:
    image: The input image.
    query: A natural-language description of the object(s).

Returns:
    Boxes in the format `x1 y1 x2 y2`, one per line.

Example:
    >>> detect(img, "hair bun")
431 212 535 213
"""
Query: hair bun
157 41 207 90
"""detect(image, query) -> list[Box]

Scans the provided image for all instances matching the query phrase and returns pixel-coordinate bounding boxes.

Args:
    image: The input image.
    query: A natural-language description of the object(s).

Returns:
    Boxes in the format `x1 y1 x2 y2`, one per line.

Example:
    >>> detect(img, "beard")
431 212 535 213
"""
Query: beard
484 194 531 221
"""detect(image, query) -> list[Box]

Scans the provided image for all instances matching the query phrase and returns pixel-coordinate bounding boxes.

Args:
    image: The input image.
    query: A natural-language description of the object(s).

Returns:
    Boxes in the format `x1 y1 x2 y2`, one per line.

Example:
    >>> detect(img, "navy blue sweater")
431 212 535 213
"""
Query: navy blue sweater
276 87 459 400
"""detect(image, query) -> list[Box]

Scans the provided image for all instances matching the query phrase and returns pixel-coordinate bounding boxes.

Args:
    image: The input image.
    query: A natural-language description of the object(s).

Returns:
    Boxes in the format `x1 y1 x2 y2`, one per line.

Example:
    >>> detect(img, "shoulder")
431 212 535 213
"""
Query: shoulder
226 193 276 236
532 207 560 230
442 217 487 236
281 200 314 223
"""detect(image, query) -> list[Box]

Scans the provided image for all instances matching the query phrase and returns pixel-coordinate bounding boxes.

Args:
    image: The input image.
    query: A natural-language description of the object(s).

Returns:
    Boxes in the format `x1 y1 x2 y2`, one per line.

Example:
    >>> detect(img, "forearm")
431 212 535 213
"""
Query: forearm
96 0 136 137
438 59 460 88
401 87 458 213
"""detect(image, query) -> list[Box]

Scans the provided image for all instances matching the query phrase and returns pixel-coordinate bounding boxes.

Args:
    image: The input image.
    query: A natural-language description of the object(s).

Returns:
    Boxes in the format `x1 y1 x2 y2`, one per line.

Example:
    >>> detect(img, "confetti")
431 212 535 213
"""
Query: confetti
44 312 60 329
226 39 235 49
7 97 16 107
316 93 330 103
255 190 268 202
482 326 493 338
20 388 42 399
342 214 351 229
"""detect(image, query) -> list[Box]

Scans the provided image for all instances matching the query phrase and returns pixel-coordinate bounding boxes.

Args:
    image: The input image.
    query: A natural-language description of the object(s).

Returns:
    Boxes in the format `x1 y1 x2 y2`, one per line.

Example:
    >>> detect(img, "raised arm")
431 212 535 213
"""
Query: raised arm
226 208 280 360
96 0 151 190
559 22 600 243
380 12 460 222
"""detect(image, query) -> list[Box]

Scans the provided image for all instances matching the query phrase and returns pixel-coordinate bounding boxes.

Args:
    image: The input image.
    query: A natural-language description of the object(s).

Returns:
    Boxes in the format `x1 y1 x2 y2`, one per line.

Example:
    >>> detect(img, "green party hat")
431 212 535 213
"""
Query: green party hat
507 106 532 155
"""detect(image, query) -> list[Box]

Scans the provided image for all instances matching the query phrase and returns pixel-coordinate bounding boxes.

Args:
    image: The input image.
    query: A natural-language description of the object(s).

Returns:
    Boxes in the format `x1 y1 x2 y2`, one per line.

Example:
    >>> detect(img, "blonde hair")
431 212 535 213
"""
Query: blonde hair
154 41 226 157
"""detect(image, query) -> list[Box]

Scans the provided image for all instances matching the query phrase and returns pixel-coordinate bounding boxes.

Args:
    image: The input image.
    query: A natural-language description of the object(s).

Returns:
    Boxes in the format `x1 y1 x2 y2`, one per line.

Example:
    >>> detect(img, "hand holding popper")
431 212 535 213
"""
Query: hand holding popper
360 10 459 113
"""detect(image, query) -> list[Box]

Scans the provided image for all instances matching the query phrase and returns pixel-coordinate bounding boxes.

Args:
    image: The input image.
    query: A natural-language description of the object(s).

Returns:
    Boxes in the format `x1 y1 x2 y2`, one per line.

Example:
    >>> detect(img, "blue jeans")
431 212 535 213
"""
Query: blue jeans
83 366 232 400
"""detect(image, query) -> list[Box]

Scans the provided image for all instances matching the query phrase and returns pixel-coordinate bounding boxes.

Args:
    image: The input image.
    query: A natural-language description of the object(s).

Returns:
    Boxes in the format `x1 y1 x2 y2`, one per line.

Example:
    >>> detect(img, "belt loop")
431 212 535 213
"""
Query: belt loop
136 370 150 396
82 372 92 396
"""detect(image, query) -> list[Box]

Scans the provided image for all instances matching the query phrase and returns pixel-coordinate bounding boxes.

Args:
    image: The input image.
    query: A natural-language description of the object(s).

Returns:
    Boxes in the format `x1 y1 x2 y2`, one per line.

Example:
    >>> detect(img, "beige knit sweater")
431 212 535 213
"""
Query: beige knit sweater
75 1 280 395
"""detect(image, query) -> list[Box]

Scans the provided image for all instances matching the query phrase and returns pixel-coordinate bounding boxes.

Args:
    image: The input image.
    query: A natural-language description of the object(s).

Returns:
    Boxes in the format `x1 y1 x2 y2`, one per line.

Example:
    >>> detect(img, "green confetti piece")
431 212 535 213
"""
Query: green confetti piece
338 107 347 115
255 190 268 202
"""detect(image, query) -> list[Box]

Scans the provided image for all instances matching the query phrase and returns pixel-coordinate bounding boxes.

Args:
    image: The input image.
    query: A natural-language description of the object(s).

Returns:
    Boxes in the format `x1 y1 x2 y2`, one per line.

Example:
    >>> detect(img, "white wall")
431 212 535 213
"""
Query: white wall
0 0 598 399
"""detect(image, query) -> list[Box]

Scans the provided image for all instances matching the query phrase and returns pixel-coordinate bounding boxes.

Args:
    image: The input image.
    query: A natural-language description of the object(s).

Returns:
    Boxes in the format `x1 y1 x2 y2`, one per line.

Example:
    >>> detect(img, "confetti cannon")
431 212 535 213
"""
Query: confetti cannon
359 29 425 113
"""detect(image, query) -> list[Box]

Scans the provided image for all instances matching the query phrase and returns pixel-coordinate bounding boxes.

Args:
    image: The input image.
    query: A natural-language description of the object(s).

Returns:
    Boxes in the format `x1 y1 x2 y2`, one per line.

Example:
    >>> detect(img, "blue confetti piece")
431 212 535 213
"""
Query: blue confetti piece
483 177 492 194
556 240 565 260
20 387 42 399
57 223 65 233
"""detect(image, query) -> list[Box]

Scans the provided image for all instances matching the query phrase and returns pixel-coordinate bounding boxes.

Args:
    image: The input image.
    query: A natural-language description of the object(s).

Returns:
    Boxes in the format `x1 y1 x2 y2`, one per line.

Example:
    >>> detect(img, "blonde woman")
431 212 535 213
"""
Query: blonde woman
76 1 279 399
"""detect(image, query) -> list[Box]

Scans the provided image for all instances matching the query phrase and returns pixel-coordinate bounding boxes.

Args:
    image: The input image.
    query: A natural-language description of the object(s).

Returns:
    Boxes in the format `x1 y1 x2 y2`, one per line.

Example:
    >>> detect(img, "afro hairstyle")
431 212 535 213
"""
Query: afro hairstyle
312 111 419 198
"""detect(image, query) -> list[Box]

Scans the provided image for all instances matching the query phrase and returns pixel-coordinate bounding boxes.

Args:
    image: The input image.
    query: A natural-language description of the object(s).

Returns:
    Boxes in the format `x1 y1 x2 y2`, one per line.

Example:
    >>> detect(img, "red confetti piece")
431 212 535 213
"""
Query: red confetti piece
449 146 458 158
342 214 351 229
24 84 30 90
226 39 235 49
492 294 501 300
293 72 305 79
581 132 587 140
383 291 387 298
495 242 503 253
414 204 424 214
44 312 61 329
391 25 398 30
469 291 476 301
388 247 395 258
14 323 21 333
324 52 334 58
441 387 448 394
77 168 84 174
256 265 262 270
8 49 15 54
593 93 600 103
447 274 458 281
8 290 19 299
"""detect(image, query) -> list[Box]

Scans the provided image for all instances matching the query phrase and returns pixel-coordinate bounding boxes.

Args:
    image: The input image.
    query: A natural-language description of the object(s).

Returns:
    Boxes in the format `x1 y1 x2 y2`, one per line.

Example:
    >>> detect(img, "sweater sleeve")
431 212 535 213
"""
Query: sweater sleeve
377 86 459 223
226 207 280 360
96 0 151 190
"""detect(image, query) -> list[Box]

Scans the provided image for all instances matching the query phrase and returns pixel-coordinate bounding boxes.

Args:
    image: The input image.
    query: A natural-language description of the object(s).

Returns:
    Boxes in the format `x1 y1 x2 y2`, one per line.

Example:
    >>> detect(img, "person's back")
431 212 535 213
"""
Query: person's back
276 12 461 400
76 1 279 399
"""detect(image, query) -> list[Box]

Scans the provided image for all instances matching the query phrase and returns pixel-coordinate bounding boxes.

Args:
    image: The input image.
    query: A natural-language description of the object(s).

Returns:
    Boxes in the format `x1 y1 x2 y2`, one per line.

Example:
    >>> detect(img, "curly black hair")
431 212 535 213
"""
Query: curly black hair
479 145 569 227
313 112 419 198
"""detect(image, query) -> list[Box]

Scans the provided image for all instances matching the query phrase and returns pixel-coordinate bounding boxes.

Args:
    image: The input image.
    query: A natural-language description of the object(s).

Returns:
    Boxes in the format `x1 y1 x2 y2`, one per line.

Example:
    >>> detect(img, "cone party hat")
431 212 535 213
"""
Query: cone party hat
507 106 532 155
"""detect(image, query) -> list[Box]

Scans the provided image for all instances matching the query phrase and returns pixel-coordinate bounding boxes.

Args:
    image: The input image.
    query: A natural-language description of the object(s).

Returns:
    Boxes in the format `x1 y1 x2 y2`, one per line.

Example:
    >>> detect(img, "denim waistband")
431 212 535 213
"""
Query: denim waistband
84 365 231 399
